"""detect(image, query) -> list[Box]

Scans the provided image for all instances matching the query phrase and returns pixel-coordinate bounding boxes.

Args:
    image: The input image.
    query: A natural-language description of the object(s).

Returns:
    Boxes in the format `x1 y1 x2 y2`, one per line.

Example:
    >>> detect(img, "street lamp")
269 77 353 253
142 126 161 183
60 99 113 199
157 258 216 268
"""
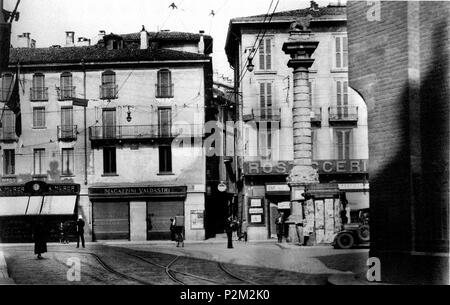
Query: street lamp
246 57 255 73
126 106 132 122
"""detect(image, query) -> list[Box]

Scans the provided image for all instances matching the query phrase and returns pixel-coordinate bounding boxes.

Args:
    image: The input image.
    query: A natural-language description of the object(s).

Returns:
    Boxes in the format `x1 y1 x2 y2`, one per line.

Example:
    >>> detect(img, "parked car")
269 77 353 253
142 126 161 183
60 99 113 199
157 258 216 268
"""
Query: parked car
332 209 370 249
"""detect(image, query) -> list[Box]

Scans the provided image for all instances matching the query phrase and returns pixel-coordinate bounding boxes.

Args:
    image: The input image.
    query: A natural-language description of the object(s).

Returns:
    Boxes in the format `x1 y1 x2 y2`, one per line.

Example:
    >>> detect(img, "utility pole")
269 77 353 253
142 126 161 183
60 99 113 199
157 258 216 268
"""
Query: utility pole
0 0 4 23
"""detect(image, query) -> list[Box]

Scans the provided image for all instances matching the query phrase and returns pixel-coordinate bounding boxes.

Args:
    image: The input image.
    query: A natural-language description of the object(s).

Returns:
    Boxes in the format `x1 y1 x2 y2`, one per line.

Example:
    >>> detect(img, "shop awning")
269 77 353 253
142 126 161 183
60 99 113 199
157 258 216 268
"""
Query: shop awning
26 196 44 215
41 196 77 215
346 192 370 211
0 197 29 216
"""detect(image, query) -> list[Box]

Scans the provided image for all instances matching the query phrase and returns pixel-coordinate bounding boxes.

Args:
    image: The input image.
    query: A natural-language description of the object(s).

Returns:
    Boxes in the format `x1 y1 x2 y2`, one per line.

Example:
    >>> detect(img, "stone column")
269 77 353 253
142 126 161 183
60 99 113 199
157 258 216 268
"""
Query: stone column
282 30 319 244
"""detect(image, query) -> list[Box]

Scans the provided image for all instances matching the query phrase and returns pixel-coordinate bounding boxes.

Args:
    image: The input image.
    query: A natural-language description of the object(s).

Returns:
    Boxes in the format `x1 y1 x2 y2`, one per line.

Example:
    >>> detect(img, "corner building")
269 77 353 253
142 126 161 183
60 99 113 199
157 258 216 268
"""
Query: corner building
0 29 213 242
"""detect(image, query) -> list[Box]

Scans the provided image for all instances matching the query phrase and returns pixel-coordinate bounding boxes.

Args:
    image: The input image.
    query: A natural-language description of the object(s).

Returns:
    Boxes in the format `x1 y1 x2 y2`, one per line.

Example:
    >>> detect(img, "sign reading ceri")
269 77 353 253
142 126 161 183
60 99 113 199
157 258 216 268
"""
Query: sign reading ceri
312 159 368 174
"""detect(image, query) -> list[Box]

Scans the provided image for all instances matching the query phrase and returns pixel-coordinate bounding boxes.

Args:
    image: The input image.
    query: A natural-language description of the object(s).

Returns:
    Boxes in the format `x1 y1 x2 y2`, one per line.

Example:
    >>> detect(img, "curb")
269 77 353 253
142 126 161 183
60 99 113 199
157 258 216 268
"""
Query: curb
0 251 15 285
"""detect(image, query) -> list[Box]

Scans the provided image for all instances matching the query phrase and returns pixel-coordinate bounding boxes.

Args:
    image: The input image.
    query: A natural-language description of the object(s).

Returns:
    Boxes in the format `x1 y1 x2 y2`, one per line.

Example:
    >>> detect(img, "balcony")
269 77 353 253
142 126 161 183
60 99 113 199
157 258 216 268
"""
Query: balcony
0 127 18 142
88 124 203 147
57 125 78 142
155 83 174 98
243 107 281 122
99 85 118 100
30 87 49 102
57 86 76 101
311 107 322 127
328 106 358 126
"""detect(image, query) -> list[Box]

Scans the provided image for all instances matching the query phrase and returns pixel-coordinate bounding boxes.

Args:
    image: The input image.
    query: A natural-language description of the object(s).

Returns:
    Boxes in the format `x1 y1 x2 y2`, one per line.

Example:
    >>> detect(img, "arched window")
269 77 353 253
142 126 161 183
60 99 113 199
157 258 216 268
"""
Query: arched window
59 72 74 100
156 69 173 98
1 73 14 102
100 71 117 99
31 73 48 101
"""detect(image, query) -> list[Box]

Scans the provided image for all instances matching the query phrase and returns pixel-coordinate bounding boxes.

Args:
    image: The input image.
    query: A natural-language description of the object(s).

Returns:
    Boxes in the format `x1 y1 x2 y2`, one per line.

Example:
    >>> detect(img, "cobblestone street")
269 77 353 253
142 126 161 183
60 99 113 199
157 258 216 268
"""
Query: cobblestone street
1 242 369 285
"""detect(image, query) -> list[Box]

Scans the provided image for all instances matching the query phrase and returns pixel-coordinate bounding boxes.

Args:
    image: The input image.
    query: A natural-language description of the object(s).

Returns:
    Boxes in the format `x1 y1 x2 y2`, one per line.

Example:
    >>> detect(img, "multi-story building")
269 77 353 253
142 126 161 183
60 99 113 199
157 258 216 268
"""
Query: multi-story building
0 28 213 242
225 2 369 242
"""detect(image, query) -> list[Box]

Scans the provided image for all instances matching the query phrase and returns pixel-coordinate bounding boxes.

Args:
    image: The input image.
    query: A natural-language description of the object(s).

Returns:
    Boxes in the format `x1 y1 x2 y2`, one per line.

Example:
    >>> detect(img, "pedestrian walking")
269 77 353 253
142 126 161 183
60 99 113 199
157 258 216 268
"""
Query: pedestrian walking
76 215 85 248
174 216 184 247
238 219 248 242
33 218 47 260
275 212 285 243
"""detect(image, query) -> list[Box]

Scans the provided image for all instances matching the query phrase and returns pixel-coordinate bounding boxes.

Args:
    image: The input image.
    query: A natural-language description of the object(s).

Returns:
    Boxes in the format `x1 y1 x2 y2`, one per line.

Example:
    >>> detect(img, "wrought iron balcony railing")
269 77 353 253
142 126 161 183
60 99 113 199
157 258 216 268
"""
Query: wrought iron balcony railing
56 86 76 101
328 106 359 122
99 84 118 100
243 107 281 122
30 87 49 101
89 124 204 142
155 83 174 98
57 125 78 141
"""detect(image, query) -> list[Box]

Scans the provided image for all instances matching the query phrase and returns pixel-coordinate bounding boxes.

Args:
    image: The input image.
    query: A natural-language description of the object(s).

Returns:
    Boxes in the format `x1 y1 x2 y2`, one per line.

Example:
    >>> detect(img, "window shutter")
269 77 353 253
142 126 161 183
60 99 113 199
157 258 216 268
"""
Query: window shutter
343 37 348 68
343 81 348 106
33 74 44 88
336 81 342 106
265 39 272 70
335 37 341 68
344 131 351 159
266 83 272 108
336 131 344 160
260 83 266 109
259 42 265 70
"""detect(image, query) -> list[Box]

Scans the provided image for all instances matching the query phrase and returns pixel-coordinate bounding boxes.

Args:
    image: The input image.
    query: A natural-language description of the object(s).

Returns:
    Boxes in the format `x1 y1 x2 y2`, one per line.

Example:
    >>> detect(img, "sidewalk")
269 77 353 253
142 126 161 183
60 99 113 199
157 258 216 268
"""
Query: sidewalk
0 251 15 285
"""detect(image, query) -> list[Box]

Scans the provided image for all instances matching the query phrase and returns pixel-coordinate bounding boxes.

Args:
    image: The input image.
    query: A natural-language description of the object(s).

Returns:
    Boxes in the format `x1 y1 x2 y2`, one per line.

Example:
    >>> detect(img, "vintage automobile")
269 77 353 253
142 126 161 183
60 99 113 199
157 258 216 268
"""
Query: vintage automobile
332 209 370 249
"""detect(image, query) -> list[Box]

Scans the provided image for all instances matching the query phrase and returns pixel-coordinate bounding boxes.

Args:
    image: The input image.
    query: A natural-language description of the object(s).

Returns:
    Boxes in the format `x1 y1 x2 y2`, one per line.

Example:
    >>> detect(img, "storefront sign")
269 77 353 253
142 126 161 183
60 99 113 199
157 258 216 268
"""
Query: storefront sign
0 182 80 197
338 183 370 190
250 215 262 223
266 184 290 193
88 186 187 198
243 161 294 176
312 160 368 174
250 198 263 207
277 202 291 210
190 210 204 230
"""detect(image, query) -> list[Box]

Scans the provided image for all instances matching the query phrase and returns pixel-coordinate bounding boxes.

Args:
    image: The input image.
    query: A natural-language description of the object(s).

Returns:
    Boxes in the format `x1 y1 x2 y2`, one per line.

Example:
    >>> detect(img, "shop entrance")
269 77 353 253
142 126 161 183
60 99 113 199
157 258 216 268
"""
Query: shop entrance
93 201 130 240
147 200 184 240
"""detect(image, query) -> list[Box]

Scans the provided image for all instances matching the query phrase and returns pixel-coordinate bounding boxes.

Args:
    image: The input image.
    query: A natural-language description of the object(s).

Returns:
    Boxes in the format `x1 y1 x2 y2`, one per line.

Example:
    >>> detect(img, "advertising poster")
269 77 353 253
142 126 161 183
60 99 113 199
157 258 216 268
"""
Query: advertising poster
190 210 204 230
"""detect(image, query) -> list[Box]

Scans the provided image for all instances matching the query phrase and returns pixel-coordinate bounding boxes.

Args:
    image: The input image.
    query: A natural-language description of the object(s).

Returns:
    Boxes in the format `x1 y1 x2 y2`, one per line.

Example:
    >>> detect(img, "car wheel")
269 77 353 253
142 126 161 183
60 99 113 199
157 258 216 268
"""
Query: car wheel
357 225 370 242
335 232 355 249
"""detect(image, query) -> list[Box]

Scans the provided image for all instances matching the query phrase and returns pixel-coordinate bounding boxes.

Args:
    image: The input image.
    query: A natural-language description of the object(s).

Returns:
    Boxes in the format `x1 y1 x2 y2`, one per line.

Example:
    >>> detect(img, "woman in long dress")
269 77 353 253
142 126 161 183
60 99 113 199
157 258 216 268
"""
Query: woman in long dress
34 219 48 259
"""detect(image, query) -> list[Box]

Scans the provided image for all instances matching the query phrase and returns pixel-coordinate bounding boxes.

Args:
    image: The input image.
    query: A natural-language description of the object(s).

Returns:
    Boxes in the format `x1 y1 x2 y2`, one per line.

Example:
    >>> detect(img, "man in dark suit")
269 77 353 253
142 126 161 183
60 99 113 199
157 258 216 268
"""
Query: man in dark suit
76 215 85 248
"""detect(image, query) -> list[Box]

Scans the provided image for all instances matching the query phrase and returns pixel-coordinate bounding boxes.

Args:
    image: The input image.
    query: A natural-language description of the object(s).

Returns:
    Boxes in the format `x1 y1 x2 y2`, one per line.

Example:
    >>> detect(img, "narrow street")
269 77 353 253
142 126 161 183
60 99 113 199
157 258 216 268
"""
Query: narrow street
1 242 369 285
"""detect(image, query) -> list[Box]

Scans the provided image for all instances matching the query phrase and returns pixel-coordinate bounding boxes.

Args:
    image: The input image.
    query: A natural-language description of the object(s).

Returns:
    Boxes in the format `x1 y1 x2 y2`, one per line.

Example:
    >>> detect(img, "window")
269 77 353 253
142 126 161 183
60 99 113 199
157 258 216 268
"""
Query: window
258 122 272 160
336 80 349 118
59 72 74 100
103 147 117 175
159 146 172 173
33 149 45 176
31 73 47 101
335 129 352 160
259 82 273 119
33 107 46 128
335 36 348 69
101 71 117 99
158 107 172 137
1 73 13 102
258 38 272 70
3 149 15 175
1 110 15 136
156 69 173 98
102 108 116 138
61 148 74 176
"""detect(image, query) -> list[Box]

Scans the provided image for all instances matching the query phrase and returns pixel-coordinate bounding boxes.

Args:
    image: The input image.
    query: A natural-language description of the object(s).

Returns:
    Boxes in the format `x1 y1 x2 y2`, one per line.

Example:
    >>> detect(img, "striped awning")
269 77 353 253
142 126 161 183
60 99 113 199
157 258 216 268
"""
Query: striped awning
0 196 77 216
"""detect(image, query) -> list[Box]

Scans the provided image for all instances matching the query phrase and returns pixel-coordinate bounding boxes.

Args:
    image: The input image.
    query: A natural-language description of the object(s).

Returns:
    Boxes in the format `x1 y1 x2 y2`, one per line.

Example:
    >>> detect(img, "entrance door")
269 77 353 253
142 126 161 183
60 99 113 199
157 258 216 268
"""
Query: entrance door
102 108 116 139
93 201 130 240
147 200 184 240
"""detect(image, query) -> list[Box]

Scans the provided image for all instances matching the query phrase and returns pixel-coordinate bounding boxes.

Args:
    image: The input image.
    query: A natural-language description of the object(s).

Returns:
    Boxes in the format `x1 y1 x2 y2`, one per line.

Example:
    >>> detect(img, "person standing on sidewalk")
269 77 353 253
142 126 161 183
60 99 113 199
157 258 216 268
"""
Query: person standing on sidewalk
33 218 47 260
76 216 85 248
275 212 285 243
225 216 235 249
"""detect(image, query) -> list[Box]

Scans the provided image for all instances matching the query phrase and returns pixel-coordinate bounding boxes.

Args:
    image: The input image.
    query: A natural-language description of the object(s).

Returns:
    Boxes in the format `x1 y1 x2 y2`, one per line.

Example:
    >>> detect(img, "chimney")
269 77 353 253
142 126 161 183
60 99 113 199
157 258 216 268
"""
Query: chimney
65 31 75 47
198 30 205 54
16 33 35 48
140 25 149 49
98 30 106 43
77 37 91 47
